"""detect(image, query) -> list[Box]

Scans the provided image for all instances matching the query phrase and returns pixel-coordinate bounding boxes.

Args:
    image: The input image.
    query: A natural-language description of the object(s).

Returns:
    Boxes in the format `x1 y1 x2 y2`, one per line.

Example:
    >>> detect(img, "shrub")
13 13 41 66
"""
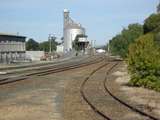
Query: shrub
127 33 160 91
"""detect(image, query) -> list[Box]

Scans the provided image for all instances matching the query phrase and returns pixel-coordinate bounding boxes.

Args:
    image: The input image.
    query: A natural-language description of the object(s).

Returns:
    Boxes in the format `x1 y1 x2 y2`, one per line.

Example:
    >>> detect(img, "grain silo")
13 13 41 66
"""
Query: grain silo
63 9 86 53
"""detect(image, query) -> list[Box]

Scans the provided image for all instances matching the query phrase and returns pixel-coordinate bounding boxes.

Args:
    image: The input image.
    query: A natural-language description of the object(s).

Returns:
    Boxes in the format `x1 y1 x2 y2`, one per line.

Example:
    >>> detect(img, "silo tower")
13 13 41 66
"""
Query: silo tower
63 9 86 53
63 9 70 27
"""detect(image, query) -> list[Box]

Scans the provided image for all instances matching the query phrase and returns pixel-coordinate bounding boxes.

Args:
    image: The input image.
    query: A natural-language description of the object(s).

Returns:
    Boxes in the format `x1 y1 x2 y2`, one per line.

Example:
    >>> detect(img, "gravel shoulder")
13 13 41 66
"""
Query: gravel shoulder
111 61 160 119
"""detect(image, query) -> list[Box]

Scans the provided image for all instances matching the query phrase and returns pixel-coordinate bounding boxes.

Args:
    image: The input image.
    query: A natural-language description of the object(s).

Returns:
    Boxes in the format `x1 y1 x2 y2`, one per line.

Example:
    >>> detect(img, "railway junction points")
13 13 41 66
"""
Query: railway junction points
0 55 159 120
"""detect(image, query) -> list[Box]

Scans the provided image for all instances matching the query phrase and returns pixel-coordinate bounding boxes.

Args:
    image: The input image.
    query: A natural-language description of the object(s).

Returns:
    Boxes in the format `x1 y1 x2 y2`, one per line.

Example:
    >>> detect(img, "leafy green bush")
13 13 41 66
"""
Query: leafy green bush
127 33 160 91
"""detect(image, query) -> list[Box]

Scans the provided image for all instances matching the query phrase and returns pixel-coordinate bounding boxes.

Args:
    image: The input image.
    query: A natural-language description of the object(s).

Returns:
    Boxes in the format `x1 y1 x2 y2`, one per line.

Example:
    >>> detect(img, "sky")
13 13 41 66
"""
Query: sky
0 0 159 46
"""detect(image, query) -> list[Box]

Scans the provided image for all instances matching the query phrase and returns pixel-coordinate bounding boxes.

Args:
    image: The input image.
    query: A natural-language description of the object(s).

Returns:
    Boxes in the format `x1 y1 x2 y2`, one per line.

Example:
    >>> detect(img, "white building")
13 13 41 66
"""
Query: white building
56 44 64 53
26 51 44 61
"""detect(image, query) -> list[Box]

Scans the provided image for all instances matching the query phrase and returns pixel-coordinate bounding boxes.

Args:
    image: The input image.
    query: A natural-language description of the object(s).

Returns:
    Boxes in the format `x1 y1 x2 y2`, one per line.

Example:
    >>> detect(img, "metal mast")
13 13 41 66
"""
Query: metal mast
48 34 52 54
157 0 160 14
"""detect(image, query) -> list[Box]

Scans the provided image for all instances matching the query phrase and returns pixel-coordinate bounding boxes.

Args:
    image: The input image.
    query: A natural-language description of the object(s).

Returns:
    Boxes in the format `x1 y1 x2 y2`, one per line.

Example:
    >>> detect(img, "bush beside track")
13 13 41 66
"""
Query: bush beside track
109 13 160 92
127 32 160 92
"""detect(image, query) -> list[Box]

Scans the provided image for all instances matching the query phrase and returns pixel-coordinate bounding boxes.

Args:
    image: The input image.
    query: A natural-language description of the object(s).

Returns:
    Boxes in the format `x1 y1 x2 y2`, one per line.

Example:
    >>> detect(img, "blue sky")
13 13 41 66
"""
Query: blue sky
0 0 159 45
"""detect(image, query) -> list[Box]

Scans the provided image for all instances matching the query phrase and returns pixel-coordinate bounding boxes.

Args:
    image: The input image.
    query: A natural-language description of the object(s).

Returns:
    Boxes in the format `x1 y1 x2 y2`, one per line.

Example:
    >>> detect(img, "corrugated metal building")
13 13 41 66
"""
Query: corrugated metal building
0 33 26 63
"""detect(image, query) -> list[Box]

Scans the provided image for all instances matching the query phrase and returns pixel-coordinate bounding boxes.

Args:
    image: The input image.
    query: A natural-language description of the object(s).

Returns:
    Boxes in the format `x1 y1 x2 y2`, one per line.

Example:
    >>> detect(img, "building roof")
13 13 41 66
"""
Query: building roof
0 33 26 38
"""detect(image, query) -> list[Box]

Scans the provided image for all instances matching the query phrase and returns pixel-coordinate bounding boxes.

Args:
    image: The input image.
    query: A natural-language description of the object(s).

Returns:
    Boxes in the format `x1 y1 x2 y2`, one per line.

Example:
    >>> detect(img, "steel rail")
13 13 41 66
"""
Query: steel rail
0 55 100 76
80 61 159 120
80 62 113 120
0 56 101 79
104 62 160 120
0 57 104 85
26 57 103 76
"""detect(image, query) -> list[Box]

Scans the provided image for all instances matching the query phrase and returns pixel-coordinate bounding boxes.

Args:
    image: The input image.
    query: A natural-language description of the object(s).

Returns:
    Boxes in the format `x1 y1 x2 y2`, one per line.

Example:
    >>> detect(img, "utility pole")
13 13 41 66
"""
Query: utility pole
48 34 56 61
49 34 56 53
107 40 110 58
90 40 93 56
108 40 110 53
94 40 96 48
91 40 93 48
49 34 57 53
157 0 160 14
48 34 52 54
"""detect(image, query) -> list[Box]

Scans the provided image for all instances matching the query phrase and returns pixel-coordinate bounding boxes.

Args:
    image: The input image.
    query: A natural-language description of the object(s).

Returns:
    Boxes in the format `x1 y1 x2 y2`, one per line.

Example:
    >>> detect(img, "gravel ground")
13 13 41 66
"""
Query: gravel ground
64 62 105 120
0 74 65 120
0 60 159 120
110 61 160 119
0 60 103 120
64 61 148 120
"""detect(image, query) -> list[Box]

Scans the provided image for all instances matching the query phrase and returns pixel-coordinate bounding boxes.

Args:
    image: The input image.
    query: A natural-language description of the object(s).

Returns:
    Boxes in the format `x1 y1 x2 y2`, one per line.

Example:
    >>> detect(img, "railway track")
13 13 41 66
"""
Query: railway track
0 55 95 76
0 56 104 85
80 61 159 120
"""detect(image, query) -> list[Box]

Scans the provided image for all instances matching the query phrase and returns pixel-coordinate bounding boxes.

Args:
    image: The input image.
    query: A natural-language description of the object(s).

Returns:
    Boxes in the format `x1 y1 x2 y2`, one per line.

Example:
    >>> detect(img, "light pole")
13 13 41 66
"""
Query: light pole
48 34 56 54
48 34 51 54
94 40 96 48
108 40 110 53
107 40 110 58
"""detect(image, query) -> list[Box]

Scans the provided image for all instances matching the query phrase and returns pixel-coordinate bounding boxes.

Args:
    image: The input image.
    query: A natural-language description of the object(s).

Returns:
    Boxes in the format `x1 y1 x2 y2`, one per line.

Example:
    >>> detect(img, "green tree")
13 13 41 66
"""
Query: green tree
143 13 160 34
26 38 39 51
110 34 126 57
39 40 58 52
39 41 49 52
109 23 143 58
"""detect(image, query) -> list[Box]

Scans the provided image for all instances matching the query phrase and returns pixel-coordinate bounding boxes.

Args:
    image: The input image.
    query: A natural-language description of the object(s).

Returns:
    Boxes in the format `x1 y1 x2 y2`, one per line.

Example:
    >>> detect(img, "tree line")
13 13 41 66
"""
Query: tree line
26 38 59 52
109 13 160 91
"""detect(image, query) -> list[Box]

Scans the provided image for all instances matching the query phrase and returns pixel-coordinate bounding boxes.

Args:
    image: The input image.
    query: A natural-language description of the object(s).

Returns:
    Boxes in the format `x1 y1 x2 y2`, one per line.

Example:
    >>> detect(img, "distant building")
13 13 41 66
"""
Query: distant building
26 51 44 61
0 33 26 63
96 49 106 53
56 44 64 53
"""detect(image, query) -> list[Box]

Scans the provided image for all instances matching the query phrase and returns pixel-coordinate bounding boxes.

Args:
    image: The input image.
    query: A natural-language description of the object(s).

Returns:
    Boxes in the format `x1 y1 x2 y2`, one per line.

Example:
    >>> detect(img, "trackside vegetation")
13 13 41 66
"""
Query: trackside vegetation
109 13 160 91
127 33 160 91
109 23 143 58
26 38 58 52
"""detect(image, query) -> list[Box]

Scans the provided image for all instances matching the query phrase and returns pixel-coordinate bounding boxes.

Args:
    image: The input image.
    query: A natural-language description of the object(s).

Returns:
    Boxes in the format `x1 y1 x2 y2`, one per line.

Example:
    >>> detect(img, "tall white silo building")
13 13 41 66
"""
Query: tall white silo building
63 9 86 53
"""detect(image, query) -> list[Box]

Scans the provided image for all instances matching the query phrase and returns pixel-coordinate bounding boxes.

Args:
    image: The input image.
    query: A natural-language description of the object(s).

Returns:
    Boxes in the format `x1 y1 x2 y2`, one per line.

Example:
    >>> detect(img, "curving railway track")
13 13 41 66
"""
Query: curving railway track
80 60 160 120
